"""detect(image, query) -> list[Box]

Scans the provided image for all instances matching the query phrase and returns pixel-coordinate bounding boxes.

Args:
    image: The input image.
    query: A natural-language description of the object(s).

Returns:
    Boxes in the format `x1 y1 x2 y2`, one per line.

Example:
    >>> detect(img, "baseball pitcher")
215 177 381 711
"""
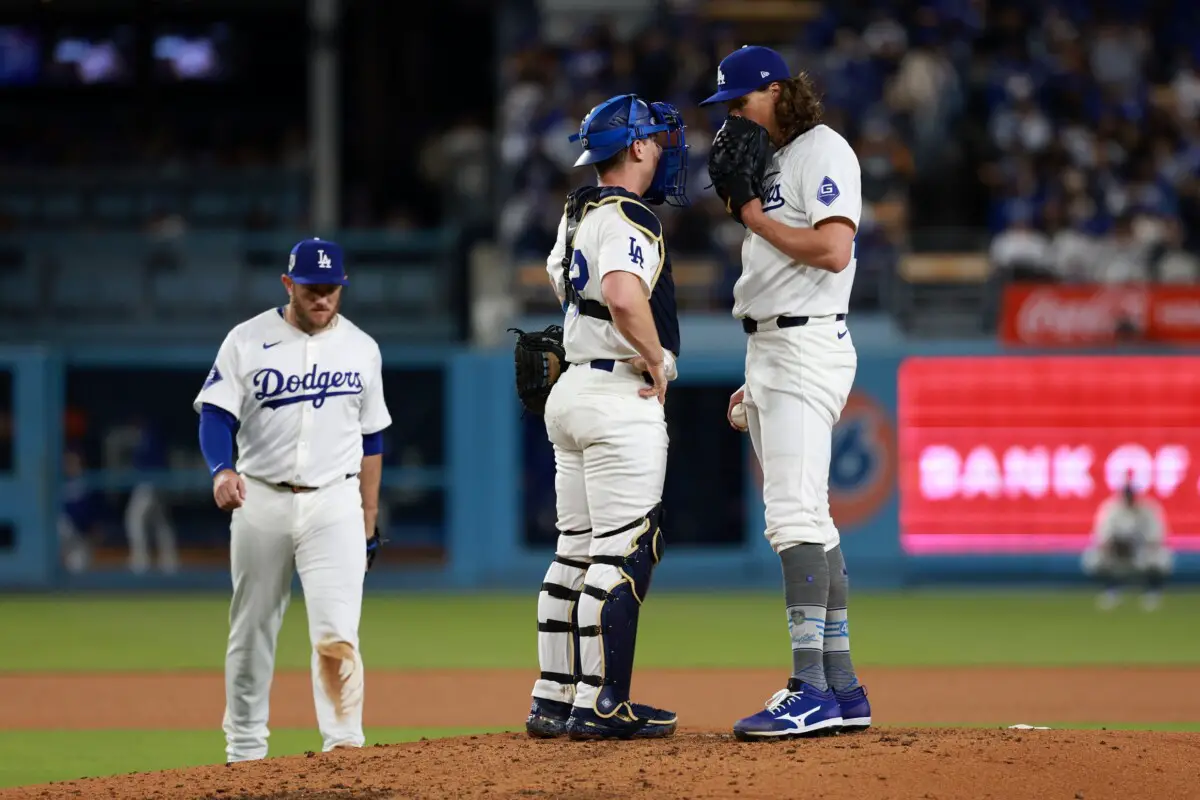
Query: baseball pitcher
194 238 392 762
511 93 689 740
1083 480 1174 611
700 46 871 739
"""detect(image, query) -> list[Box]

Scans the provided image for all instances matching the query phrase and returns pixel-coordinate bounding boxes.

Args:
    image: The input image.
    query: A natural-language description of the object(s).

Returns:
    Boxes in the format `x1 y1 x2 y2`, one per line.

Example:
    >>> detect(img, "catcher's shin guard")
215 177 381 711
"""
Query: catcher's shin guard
531 544 589 707
575 505 664 716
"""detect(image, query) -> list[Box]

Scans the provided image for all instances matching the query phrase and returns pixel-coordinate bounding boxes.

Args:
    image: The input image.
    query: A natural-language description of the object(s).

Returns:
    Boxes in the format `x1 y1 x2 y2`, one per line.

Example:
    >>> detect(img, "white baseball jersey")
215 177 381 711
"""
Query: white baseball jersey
733 124 862 320
1092 496 1167 548
545 194 676 371
193 308 392 487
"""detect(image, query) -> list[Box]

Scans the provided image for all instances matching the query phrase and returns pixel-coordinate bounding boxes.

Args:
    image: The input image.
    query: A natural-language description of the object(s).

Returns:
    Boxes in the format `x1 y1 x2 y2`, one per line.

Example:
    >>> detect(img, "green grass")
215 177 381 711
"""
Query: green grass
0 727 509 789
3 590 1200 672
2 590 1198 789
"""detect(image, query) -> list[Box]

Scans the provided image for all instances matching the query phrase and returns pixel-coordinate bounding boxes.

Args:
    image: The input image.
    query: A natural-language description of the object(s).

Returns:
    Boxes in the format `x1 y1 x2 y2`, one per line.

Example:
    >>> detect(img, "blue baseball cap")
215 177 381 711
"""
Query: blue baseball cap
287 238 347 286
699 46 791 106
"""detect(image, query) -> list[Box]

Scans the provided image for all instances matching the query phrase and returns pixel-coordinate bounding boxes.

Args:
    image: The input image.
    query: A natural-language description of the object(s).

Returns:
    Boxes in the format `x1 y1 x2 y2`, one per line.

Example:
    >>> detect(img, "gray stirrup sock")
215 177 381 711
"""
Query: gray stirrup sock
824 545 861 693
780 543 830 691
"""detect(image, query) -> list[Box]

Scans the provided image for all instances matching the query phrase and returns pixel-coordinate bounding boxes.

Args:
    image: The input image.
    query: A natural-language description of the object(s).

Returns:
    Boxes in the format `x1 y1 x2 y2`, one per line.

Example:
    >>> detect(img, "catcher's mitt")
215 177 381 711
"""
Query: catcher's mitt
508 324 567 416
707 114 773 225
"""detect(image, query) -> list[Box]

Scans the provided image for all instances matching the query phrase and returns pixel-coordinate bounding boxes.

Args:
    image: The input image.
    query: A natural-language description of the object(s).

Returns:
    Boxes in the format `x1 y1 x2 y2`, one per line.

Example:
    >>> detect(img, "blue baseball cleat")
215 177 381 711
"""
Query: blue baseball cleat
733 678 843 741
526 697 572 739
835 685 872 732
566 701 678 740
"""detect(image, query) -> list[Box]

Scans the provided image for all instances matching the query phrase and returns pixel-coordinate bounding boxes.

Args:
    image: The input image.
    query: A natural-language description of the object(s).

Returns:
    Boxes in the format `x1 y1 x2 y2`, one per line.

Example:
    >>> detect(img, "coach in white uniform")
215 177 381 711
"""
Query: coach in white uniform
194 238 391 762
700 46 872 739
524 94 689 741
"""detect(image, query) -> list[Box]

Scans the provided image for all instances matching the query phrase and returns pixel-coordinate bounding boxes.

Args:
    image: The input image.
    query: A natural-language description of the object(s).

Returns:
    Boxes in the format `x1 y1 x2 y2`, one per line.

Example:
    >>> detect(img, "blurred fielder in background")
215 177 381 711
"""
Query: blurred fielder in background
518 93 690 741
701 45 871 740
1083 477 1174 611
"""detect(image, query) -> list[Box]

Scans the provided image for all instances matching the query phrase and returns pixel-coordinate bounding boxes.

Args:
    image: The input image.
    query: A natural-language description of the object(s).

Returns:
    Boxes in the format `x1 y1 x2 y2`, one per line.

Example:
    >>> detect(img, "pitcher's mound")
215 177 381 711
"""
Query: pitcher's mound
8 728 1200 800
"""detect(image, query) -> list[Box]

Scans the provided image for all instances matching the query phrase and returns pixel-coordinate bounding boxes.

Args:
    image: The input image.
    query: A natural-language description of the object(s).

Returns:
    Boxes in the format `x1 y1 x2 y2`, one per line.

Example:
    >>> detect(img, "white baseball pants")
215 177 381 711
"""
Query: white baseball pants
532 361 668 710
223 475 367 762
742 316 857 554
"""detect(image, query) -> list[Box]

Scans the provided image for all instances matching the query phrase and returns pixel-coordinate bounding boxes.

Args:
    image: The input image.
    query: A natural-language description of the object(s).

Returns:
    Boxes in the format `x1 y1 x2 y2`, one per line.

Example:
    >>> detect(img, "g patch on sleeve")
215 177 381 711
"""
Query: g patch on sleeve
817 176 840 207
203 364 223 390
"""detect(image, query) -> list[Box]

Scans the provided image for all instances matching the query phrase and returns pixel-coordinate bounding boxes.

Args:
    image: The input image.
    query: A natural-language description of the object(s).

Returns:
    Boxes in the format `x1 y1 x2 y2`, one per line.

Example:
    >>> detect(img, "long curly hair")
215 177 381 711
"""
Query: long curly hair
773 72 824 146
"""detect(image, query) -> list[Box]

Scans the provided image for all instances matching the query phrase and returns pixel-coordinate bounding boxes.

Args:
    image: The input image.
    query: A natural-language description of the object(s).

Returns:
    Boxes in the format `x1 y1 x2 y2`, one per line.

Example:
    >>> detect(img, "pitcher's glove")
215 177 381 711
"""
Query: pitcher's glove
707 115 773 225
366 527 383 572
508 324 567 416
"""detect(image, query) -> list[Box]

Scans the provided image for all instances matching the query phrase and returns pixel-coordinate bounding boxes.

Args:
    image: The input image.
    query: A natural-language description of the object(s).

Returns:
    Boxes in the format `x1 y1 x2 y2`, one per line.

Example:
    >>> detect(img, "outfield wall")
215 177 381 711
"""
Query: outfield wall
1 328 1198 592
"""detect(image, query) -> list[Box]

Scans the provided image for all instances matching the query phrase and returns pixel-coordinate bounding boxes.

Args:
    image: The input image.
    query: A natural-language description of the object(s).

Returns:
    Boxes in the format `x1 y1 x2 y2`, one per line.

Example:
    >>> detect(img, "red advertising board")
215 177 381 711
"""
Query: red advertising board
998 284 1200 345
897 357 1200 554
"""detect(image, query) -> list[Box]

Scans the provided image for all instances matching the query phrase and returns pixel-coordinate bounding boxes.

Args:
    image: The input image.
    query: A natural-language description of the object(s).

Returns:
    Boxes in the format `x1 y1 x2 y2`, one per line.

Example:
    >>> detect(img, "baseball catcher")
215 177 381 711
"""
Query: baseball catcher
508 325 567 415
523 93 688 742
707 114 773 225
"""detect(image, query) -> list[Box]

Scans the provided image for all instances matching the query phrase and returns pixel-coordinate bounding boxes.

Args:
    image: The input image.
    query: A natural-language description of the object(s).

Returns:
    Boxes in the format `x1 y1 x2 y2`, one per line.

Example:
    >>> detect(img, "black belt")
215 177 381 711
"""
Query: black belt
584 359 653 385
577 299 613 321
273 473 358 493
741 313 846 334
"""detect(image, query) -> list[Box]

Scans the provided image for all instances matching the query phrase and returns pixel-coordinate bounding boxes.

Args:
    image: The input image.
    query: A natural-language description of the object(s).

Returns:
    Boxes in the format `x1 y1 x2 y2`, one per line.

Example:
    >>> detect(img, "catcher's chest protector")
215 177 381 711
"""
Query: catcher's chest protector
560 185 681 358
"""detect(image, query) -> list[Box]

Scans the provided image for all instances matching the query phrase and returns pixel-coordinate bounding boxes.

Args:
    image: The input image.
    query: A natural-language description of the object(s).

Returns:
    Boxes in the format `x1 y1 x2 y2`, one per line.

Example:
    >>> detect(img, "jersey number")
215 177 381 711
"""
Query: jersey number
569 249 590 293
628 237 644 267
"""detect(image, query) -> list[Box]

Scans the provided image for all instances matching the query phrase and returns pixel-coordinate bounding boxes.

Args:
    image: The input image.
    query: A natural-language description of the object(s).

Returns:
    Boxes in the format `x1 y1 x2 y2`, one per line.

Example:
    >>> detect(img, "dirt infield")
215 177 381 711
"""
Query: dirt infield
3 667 1200 799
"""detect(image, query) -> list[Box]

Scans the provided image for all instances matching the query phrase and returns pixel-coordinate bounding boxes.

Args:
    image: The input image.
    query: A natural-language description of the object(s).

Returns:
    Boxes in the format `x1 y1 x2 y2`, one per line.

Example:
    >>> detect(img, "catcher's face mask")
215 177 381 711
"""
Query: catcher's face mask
644 101 690 208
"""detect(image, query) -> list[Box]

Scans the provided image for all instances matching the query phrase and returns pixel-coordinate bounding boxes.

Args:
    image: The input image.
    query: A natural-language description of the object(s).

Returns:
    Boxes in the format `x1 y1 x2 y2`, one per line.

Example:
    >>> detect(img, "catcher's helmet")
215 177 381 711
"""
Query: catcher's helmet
568 93 690 207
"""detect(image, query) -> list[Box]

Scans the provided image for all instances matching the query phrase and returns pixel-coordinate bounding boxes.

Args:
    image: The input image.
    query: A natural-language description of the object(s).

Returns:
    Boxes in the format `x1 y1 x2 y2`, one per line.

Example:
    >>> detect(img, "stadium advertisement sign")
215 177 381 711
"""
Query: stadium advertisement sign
897 356 1200 554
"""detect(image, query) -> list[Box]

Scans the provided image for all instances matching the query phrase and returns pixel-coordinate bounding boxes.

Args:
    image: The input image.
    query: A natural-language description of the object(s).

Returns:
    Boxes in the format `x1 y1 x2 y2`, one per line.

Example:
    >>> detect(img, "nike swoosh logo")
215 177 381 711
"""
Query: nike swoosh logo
263 341 282 349
837 330 848 339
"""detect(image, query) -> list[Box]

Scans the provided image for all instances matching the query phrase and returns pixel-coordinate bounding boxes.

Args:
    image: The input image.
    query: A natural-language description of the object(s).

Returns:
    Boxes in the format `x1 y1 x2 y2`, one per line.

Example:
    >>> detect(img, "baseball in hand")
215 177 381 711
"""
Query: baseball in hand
730 402 748 431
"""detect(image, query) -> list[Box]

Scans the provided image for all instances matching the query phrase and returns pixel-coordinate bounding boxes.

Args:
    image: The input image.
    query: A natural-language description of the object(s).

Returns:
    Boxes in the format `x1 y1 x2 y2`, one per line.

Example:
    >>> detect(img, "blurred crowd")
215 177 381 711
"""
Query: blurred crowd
494 2 972 311
971 1 1200 283
492 0 1200 313
8 1 1200 307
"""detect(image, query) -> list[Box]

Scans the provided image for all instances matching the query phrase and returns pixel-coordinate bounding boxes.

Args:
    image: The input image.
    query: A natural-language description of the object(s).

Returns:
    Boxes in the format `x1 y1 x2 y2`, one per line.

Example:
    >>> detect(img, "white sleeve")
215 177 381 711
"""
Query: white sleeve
360 344 392 436
192 330 244 418
546 213 568 304
798 129 863 232
596 210 662 295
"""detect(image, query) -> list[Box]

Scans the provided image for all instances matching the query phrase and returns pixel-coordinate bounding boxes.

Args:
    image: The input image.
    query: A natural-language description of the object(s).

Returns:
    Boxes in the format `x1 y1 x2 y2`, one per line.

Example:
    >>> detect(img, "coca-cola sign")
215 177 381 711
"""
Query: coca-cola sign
999 284 1200 345
898 356 1200 554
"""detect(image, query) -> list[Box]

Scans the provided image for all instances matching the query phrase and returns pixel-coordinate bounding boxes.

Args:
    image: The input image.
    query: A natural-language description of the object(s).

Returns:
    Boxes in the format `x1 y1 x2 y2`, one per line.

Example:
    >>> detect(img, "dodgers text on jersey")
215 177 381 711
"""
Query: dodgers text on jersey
253 365 365 410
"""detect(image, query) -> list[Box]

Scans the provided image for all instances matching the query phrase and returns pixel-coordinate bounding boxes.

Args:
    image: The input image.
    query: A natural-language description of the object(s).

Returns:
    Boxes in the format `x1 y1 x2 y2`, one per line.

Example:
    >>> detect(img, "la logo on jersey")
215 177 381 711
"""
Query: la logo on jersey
253 364 364 409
